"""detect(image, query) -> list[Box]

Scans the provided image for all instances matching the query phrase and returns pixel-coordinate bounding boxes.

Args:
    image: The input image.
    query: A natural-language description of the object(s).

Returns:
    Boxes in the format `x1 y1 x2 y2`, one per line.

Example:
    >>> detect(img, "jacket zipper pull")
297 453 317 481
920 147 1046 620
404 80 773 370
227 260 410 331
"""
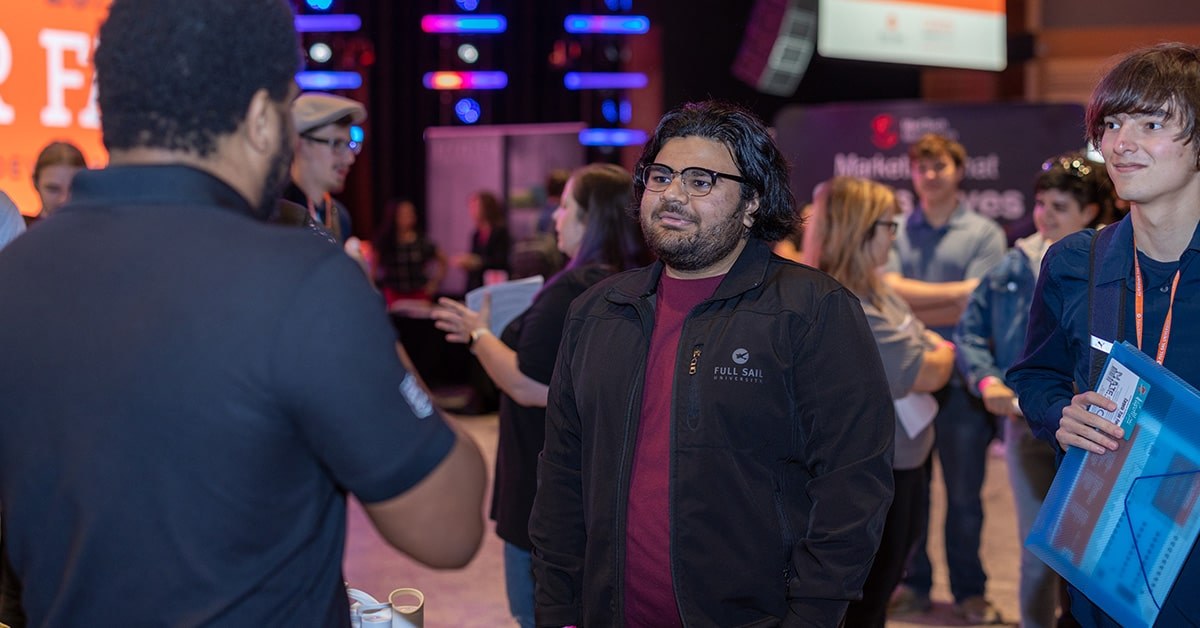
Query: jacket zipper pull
688 347 701 375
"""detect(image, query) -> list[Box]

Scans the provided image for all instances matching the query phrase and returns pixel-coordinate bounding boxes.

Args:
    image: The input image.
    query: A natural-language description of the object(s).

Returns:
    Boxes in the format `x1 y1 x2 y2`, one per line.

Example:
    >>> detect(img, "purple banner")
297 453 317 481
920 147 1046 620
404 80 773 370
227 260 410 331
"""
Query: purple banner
774 101 1087 242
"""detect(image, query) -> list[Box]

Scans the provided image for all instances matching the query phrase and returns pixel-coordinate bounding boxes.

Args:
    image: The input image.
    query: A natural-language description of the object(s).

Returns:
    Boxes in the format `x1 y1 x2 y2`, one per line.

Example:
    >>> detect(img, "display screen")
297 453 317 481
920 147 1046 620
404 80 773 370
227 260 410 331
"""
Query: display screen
818 0 1006 71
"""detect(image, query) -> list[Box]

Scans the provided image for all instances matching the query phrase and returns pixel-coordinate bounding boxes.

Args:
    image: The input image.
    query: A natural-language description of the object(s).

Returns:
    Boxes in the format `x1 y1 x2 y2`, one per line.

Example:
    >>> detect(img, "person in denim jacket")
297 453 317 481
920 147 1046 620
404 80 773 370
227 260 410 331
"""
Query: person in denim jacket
955 153 1105 627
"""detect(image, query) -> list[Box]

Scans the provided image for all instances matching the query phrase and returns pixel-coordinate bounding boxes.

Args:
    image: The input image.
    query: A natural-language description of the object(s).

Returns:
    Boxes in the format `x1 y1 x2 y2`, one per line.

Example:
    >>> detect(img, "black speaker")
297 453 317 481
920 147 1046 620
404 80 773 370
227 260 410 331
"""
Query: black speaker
731 0 818 97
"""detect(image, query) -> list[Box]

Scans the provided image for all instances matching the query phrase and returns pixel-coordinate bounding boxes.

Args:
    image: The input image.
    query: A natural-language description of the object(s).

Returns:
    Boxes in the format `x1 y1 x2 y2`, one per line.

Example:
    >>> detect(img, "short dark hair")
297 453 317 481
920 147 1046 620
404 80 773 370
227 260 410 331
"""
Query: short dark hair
94 0 300 157
33 141 86 185
633 101 796 242
908 133 967 168
1034 153 1108 227
566 163 649 271
1085 42 1200 168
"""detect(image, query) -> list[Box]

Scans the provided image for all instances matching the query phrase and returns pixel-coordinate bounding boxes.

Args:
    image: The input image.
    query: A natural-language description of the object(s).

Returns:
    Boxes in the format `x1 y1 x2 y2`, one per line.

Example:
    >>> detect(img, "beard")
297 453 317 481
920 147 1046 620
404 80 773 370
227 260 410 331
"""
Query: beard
255 115 295 219
640 197 749 272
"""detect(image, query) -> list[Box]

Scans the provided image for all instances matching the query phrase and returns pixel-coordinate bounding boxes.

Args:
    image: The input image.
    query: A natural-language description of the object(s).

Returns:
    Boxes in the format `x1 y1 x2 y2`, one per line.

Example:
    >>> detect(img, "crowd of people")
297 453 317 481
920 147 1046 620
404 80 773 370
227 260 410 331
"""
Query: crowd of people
1 1 1198 626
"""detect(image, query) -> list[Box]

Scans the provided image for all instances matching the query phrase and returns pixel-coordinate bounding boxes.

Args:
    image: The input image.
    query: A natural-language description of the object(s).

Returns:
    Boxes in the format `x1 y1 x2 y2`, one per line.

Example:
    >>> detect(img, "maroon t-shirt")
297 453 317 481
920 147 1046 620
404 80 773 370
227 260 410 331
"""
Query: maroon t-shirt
623 272 724 627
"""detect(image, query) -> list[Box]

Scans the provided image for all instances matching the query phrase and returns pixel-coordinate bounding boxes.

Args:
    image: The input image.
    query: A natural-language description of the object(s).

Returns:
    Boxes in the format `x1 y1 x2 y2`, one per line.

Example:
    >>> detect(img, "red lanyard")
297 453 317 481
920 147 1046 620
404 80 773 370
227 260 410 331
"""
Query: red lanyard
1133 237 1181 364
306 193 335 230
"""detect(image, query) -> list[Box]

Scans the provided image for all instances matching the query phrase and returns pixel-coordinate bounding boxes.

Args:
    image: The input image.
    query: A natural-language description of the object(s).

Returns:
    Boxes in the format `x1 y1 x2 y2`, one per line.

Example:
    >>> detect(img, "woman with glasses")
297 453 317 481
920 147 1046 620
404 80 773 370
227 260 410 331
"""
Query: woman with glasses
803 176 956 628
431 164 648 628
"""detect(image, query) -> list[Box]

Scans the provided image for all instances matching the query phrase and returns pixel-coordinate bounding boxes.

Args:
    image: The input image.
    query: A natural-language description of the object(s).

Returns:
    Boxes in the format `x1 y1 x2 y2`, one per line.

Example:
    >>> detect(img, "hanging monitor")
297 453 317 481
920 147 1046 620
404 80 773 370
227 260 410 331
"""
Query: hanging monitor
817 0 1006 71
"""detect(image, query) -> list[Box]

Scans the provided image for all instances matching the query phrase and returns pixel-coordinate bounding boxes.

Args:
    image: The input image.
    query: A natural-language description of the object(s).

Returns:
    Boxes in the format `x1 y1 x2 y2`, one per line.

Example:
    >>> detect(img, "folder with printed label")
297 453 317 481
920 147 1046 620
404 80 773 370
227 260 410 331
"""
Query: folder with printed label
1026 341 1200 628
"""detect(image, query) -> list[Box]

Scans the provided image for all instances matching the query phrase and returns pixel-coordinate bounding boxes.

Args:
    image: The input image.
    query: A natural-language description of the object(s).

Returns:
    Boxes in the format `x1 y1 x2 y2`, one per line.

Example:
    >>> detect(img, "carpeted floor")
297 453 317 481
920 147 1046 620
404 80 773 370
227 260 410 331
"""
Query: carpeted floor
343 414 1031 627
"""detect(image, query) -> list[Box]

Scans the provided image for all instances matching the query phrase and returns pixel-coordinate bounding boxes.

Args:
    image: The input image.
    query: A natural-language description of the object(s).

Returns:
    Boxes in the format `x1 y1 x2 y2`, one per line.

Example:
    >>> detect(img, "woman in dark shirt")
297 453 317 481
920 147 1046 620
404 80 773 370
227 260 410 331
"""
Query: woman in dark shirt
451 190 511 292
432 164 647 628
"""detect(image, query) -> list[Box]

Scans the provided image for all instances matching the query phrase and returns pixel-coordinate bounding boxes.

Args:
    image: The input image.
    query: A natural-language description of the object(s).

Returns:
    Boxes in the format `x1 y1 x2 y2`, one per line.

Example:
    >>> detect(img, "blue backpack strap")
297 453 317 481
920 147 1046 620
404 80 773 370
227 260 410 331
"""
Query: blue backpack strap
1087 225 1126 388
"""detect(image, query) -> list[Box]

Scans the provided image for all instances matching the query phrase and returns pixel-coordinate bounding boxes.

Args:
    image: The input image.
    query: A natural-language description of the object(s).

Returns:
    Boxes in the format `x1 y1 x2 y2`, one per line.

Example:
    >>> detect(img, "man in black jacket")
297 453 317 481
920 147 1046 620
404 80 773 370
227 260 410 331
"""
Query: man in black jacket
530 101 896 627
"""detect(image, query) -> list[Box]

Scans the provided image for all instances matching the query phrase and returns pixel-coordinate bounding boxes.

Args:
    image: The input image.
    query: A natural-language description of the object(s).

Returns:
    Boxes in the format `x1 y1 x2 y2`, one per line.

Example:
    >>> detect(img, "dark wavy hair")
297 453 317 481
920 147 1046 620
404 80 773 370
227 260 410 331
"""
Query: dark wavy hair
94 0 300 157
1085 42 1200 169
633 101 796 242
565 163 649 271
1035 153 1109 228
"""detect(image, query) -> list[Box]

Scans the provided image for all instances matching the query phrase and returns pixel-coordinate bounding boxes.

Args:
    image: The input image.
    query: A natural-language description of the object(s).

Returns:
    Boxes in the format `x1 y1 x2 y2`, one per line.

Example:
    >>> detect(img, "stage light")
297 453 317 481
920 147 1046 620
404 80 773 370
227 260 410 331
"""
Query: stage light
455 98 482 124
563 15 649 35
563 72 648 90
604 0 634 10
422 71 508 90
295 14 361 33
350 126 364 143
420 15 507 34
457 44 479 64
455 0 480 10
579 128 647 146
620 99 632 124
308 42 333 64
601 99 618 124
296 71 362 90
305 0 333 10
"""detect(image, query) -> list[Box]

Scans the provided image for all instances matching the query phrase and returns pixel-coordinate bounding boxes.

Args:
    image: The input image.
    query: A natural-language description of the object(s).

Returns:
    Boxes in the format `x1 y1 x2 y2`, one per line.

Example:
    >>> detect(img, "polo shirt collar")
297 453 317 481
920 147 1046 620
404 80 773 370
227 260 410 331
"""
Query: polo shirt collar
69 165 256 217
908 201 969 231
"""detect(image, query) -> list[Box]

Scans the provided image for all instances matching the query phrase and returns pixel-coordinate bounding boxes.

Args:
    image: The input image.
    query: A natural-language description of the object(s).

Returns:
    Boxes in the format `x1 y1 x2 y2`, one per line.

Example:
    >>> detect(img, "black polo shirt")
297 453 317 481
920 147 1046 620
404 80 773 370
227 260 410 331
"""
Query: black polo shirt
0 165 454 625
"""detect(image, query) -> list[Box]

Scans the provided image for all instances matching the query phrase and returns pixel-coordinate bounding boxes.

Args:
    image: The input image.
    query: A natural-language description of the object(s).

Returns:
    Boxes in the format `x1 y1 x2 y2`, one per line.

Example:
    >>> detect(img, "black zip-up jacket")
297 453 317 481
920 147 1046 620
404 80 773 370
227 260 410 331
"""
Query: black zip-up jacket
530 238 896 627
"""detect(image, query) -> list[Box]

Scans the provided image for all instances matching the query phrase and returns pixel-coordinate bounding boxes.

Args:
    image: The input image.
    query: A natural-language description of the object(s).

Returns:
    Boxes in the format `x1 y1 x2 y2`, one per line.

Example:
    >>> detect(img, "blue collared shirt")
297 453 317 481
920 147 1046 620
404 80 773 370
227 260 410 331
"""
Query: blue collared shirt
887 202 1007 337
1008 216 1200 443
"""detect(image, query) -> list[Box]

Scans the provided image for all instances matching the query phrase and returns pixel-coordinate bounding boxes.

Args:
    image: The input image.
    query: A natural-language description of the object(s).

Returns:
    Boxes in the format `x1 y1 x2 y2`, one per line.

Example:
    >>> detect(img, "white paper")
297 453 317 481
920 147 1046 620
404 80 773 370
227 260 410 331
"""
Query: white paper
894 392 938 439
465 275 544 335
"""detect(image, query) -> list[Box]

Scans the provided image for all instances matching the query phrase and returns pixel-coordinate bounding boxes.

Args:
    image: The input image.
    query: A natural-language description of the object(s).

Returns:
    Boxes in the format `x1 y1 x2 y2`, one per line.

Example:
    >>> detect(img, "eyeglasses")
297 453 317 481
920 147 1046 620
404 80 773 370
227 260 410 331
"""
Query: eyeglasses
640 163 748 197
1042 156 1092 179
301 133 362 156
873 220 899 236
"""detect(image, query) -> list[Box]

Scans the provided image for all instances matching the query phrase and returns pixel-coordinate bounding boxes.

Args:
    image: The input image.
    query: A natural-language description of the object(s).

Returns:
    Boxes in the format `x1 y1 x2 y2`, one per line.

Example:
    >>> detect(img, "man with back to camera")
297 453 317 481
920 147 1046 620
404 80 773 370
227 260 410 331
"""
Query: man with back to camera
0 1 487 625
884 133 1008 623
529 100 896 627
1008 42 1200 626
284 91 365 246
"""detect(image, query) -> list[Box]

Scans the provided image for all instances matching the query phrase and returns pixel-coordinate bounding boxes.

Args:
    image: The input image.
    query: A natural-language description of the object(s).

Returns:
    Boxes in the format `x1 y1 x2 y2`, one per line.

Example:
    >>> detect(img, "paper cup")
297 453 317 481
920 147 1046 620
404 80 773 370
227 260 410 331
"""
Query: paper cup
389 588 425 628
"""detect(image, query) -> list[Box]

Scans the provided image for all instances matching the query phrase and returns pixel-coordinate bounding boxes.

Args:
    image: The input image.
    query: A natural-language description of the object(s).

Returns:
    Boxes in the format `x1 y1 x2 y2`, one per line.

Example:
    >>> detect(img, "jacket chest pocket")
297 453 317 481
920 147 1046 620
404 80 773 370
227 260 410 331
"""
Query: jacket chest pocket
679 342 793 453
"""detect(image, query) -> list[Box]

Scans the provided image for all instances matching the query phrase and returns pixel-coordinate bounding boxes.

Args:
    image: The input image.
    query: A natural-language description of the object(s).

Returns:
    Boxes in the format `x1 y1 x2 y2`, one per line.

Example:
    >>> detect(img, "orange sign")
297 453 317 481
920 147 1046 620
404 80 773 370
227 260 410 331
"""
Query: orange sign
0 0 111 217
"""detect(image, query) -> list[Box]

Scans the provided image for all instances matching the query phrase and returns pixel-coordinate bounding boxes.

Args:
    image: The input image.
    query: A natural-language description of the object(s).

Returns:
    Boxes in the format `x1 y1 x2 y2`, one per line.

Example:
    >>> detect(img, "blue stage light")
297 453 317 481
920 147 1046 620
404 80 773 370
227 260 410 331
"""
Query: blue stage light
579 128 647 146
564 72 648 90
455 98 482 124
296 71 362 90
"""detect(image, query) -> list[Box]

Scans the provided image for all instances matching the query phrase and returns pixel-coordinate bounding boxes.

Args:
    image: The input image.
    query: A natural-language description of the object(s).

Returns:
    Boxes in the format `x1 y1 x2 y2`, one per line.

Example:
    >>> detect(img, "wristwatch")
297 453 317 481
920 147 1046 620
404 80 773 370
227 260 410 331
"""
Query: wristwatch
468 327 491 350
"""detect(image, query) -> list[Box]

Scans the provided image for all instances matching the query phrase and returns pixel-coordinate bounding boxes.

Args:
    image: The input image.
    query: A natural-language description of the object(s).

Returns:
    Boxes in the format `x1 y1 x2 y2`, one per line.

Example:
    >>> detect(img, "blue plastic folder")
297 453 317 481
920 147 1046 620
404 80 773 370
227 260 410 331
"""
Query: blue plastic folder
1026 341 1200 628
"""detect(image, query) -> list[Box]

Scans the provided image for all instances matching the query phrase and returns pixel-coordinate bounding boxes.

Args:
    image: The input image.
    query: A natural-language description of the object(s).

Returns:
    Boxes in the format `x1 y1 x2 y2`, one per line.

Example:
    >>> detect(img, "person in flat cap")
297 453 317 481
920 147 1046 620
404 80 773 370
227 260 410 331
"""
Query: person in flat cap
282 91 367 245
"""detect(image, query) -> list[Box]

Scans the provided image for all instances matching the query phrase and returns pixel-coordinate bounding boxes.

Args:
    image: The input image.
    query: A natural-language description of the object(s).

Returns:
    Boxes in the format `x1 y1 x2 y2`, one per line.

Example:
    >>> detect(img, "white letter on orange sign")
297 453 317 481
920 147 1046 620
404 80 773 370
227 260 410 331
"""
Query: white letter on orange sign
0 29 13 125
77 39 100 130
39 29 91 128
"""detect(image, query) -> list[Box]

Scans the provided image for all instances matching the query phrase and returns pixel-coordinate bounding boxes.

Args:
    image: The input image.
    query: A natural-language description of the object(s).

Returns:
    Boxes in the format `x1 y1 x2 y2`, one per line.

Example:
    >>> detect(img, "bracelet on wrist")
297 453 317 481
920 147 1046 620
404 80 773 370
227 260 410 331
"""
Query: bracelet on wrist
978 375 1001 394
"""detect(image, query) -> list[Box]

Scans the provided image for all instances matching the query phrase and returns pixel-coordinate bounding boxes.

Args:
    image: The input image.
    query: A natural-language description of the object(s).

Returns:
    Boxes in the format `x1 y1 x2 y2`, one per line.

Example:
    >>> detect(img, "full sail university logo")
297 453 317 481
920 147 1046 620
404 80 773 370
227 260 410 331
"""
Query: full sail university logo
713 348 764 384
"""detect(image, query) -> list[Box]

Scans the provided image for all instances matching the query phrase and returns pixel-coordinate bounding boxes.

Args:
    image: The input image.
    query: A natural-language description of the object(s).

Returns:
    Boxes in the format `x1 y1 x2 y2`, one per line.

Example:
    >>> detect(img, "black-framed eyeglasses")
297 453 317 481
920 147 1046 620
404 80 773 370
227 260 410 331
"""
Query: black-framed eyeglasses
640 163 748 197
301 133 362 155
1041 155 1092 179
873 220 899 236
